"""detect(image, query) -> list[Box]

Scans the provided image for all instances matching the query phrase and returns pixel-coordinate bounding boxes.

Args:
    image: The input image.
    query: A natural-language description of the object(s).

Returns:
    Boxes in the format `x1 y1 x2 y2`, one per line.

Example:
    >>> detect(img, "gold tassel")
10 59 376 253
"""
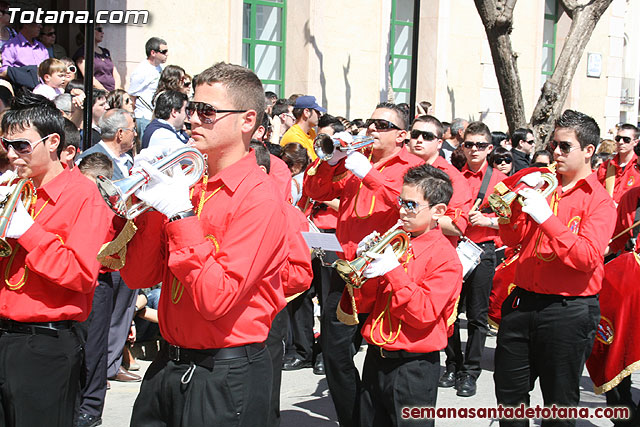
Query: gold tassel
97 220 138 270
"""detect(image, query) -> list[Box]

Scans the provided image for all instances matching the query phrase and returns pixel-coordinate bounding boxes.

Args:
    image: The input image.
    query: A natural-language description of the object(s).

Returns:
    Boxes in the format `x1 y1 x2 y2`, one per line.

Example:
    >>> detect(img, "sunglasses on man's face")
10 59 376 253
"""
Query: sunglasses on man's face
186 101 246 124
615 135 634 144
463 141 490 150
548 140 578 155
397 196 430 214
156 49 168 55
410 129 437 141
365 118 401 131
1 133 54 155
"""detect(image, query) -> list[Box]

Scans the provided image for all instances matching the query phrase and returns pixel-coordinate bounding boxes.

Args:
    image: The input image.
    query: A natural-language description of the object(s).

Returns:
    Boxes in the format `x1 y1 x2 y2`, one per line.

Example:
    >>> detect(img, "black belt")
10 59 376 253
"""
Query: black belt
377 346 436 359
516 287 598 302
169 342 265 369
0 319 76 337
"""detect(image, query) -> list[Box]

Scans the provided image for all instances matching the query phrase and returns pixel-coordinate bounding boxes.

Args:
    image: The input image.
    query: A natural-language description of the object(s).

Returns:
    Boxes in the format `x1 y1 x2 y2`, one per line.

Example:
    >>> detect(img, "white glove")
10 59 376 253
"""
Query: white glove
326 132 354 166
356 231 379 256
6 199 34 239
0 170 16 185
326 149 348 166
363 245 400 279
518 188 553 224
518 171 543 188
134 160 193 218
345 151 372 180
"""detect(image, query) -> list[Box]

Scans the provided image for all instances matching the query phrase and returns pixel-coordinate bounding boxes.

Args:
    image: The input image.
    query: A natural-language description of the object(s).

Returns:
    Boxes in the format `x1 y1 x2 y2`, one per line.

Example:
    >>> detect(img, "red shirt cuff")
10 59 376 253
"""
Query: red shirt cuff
166 215 205 252
18 221 46 252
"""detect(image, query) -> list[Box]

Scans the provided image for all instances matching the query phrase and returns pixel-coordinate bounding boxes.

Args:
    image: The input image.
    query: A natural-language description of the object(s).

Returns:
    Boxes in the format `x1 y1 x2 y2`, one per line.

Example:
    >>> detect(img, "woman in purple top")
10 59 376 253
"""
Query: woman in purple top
73 26 120 92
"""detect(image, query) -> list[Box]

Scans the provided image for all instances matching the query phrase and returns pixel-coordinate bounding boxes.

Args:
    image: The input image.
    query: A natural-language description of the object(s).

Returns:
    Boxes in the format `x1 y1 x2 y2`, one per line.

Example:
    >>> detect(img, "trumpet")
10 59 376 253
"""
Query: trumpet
96 147 205 220
333 220 410 288
307 133 374 176
0 179 35 256
488 164 558 219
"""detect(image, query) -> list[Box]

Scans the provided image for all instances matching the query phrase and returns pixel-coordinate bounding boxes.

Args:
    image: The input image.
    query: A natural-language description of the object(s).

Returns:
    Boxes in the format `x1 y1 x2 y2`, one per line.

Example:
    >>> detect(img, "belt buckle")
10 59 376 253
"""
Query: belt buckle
379 346 386 359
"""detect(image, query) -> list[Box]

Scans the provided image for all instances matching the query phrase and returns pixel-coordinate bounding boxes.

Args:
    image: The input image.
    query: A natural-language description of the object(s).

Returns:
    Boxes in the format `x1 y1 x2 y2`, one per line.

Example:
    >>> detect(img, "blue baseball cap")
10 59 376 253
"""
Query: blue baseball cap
293 95 326 113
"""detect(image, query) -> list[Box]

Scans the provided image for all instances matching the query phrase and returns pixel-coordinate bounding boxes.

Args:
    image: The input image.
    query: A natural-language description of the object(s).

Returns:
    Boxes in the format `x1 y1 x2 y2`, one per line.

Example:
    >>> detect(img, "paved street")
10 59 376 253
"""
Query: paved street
102 321 632 426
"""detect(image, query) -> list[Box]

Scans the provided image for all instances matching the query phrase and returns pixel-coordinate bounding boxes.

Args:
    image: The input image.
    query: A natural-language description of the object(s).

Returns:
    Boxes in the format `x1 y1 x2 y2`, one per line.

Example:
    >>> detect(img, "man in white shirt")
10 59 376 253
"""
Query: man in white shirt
128 37 168 137
141 90 189 151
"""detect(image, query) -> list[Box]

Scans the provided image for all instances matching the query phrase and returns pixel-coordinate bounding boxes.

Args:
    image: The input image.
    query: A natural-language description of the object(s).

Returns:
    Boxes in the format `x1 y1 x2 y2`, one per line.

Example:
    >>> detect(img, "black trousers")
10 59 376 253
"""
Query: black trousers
285 288 314 362
266 308 289 427
444 241 495 378
77 274 114 417
0 328 83 427
494 288 600 427
322 269 367 427
107 271 138 378
130 342 272 427
360 347 440 427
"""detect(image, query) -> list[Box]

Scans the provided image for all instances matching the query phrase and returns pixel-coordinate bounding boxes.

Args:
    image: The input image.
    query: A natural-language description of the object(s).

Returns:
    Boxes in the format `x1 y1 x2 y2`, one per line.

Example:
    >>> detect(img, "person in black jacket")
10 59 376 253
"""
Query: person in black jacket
510 128 535 173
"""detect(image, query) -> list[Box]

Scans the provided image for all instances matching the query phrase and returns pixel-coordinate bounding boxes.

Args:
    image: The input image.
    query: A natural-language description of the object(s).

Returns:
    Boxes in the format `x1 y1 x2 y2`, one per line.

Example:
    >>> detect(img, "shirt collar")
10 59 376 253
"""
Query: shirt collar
208 151 258 192
157 118 177 131
557 170 600 195
17 32 41 48
36 166 78 204
462 161 488 177
409 227 444 258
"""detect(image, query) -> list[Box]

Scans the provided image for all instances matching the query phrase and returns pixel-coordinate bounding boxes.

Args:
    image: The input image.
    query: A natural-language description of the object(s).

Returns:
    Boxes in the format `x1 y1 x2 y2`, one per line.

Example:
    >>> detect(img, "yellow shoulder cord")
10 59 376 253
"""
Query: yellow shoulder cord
369 246 413 346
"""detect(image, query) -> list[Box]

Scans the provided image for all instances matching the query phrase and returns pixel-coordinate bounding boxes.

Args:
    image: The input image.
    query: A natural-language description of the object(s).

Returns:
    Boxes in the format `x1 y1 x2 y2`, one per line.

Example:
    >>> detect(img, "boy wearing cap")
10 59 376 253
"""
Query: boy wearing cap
354 164 462 427
280 95 326 159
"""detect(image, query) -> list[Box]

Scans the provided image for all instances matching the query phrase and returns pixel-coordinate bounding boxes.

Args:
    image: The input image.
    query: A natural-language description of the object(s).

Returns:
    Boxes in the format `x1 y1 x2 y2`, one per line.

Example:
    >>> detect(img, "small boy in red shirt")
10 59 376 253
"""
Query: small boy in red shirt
354 163 463 427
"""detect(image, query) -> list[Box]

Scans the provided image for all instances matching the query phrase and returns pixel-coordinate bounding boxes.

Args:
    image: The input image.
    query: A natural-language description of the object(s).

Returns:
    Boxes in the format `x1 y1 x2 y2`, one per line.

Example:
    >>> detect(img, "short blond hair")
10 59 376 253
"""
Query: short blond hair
38 58 67 80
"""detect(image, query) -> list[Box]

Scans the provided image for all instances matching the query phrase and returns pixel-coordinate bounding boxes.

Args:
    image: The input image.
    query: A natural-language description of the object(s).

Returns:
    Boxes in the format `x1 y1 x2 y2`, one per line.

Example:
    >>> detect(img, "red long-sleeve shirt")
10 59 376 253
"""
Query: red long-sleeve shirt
0 167 114 322
281 204 313 297
354 227 462 353
461 162 507 244
303 147 423 260
121 153 288 349
432 156 473 245
597 153 640 203
609 185 640 254
499 172 616 296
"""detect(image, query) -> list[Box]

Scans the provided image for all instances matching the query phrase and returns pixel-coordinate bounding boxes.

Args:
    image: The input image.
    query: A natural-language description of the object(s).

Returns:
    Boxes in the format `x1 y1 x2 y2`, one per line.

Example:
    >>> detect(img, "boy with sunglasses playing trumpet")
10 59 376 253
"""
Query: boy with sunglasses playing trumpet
349 164 462 427
0 91 114 427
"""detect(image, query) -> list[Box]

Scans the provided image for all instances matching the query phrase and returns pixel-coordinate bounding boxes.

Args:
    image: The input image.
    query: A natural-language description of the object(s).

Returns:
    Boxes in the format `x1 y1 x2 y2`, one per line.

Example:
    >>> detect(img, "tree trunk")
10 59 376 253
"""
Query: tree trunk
529 0 613 149
474 0 527 135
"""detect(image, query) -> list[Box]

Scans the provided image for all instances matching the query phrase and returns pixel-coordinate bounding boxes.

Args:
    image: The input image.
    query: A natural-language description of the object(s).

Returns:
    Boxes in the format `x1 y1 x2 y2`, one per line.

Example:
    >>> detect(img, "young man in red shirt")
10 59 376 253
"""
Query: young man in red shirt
495 110 616 425
304 102 423 427
441 121 506 397
597 123 640 204
0 91 113 426
355 164 462 427
121 63 289 426
406 114 473 246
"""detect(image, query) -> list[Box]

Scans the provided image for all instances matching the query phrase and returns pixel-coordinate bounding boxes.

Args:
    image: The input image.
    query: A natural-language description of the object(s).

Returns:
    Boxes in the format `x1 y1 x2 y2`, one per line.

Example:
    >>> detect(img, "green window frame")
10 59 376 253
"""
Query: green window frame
390 0 414 104
242 0 286 97
541 0 558 82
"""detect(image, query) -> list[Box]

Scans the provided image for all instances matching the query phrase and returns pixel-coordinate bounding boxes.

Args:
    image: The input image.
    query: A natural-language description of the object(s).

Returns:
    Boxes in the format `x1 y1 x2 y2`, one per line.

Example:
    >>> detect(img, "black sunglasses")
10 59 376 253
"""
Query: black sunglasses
365 118 401 131
410 129 437 141
156 49 168 55
615 135 634 144
41 31 55 36
523 139 535 145
463 141 490 150
183 81 191 88
548 140 577 155
186 101 246 124
494 157 512 165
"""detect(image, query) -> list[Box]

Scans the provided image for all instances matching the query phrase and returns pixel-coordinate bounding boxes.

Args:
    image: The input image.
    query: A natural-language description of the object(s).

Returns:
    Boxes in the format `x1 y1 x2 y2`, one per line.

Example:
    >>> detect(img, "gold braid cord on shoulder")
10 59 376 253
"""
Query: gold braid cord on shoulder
97 220 138 270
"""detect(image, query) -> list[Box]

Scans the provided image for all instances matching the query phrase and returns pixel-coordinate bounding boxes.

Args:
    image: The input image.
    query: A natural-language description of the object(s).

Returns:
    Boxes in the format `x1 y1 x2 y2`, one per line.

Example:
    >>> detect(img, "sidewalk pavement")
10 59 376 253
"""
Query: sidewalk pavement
102 325 633 426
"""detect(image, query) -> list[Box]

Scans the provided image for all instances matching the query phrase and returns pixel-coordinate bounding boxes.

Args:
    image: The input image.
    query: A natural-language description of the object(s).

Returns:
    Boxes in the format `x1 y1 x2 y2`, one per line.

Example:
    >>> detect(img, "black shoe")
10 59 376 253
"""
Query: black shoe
283 357 312 371
438 370 456 388
456 373 477 397
313 354 325 375
76 413 102 427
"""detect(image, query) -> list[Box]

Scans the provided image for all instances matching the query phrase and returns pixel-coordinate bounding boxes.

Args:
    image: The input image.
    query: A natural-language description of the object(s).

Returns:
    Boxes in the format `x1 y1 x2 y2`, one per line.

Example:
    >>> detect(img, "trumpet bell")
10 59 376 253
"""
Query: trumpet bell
96 147 205 220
